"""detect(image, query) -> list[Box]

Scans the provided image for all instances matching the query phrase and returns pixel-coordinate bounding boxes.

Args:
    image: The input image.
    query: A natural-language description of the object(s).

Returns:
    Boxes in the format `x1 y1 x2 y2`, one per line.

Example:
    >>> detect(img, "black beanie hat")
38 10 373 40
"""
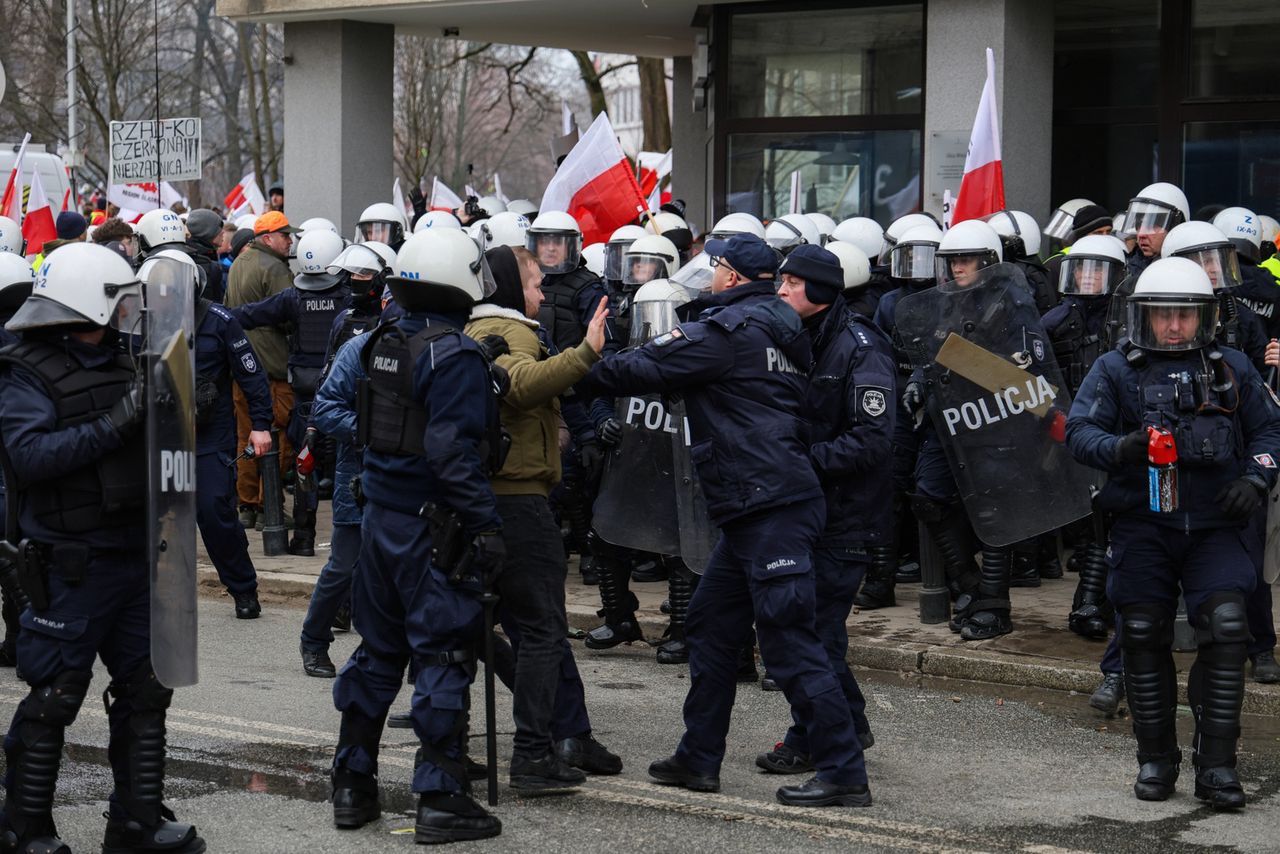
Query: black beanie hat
1071 204 1112 241
482 245 526 314
779 243 843 305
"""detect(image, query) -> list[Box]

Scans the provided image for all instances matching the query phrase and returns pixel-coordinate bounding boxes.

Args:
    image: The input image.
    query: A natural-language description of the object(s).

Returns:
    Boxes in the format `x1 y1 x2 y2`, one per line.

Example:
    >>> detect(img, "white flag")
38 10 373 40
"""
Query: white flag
430 177 463 211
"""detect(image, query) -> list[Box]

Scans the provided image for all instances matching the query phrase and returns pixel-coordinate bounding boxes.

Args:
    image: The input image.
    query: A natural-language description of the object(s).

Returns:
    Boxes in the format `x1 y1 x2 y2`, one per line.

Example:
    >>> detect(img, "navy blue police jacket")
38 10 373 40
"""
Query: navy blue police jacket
805 297 897 546
578 280 822 526
359 311 503 534
1066 344 1280 530
230 283 352 384
197 301 273 456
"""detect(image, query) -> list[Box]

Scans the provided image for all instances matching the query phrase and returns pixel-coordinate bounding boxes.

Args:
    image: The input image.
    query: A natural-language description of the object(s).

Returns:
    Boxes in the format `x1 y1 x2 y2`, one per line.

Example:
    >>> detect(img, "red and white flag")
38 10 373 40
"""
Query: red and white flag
107 182 185 223
1 133 31 223
951 48 1006 225
21 169 56 256
430 177 463 212
224 173 266 219
540 112 649 246
637 150 672 212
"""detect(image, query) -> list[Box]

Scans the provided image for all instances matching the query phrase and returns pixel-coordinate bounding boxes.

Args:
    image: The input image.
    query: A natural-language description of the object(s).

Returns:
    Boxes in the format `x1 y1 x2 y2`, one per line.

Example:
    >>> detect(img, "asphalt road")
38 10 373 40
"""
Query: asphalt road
10 594 1280 853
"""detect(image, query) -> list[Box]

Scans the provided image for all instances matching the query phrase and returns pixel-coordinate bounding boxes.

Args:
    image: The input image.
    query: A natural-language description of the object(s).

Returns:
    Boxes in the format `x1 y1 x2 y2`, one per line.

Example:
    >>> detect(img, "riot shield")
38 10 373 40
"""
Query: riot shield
670 400 719 574
1103 275 1137 350
896 263 1093 547
143 259 198 688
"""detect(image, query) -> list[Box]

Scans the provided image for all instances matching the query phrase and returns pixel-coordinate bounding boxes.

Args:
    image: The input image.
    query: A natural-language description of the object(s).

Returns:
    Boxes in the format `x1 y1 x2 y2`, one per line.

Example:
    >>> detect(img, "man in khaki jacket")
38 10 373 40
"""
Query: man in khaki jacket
465 245 621 790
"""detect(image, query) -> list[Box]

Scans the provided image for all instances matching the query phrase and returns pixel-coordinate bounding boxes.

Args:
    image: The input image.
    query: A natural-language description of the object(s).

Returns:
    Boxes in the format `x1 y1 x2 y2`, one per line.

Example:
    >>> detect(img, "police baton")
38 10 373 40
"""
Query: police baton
481 580 500 807
225 445 257 467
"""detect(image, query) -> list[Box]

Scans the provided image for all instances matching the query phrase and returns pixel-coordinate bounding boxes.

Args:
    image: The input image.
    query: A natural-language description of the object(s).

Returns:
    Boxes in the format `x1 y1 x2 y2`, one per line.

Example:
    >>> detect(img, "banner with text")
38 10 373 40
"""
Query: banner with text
109 118 202 183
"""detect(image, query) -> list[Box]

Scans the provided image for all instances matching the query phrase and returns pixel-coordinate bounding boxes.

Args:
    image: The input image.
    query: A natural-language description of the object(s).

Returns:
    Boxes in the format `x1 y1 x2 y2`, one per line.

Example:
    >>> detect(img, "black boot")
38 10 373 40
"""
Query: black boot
584 537 642 650
1037 534 1063 579
102 667 205 853
911 496 978 632
854 544 897 609
1069 543 1113 639
1120 604 1181 802
288 507 316 557
332 708 386 828
657 566 696 664
1 671 90 854
737 642 759 683
1189 593 1249 810
960 547 1012 640
579 553 600 586
415 792 501 844
1009 539 1040 588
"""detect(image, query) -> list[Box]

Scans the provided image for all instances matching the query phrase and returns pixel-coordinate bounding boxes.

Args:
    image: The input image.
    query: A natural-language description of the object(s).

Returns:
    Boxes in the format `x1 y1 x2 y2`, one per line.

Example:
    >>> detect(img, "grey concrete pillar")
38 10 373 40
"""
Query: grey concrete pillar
670 55 713 234
923 0 1053 224
283 20 394 236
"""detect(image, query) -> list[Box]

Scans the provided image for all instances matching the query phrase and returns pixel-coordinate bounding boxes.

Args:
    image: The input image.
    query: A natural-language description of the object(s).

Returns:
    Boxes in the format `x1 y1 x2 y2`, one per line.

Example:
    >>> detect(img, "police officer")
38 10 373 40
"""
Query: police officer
755 244 894 775
231 229 351 556
132 208 187 264
579 233 871 808
355 203 408 253
0 252 33 666
1066 257 1280 810
330 228 504 843
1122 183 1190 279
986 210 1055 313
0 243 205 853
143 250 273 620
1214 207 1280 339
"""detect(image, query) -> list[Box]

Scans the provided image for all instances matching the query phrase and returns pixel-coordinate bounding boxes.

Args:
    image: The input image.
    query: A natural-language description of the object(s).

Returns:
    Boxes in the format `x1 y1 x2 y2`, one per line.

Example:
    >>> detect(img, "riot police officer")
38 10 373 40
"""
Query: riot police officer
1066 257 1280 810
330 228 505 843
756 244 895 775
0 243 205 853
1214 207 1280 339
231 229 351 556
580 234 871 809
1122 183 1190 279
0 252 33 665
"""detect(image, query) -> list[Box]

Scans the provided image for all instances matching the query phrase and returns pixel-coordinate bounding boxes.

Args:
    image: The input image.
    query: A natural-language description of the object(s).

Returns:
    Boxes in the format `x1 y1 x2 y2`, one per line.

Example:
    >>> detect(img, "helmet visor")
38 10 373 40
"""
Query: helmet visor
527 231 580 274
765 226 805 252
1176 246 1242 291
935 251 998 289
622 253 669 288
890 243 935 280
604 239 635 281
359 221 396 245
328 244 387 278
670 256 713 294
474 245 498 300
1044 208 1075 240
1124 201 1177 236
1126 297 1218 352
1059 256 1124 296
629 300 680 346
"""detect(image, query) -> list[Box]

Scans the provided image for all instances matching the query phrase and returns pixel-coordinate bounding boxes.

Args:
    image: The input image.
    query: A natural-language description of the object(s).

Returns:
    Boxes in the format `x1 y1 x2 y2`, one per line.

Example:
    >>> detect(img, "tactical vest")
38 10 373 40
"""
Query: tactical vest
1131 344 1243 469
537 266 598 354
290 285 348 396
357 323 506 472
0 340 146 533
1217 294 1246 350
1049 301 1104 396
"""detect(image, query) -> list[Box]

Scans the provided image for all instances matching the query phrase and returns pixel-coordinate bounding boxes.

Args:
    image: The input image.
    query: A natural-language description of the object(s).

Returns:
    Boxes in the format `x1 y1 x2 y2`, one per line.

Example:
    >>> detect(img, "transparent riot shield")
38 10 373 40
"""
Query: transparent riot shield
143 259 198 688
895 263 1093 546
1103 275 1137 350
670 400 719 575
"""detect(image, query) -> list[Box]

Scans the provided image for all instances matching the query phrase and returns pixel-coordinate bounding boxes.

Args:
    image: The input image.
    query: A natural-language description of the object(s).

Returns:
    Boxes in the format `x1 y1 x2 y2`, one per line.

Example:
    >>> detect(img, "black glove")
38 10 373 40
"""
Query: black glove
408 186 427 218
1216 475 1267 520
597 417 623 446
1114 429 1149 465
902 381 923 417
105 381 145 437
489 363 510 398
478 334 509 362
579 440 604 474
472 531 506 585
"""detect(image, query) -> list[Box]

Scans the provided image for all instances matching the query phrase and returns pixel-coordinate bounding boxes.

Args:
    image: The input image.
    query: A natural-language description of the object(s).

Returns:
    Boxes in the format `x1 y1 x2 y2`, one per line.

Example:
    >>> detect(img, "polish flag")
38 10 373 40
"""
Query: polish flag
430 177 463 212
951 48 1006 225
637 150 672 212
540 112 650 246
224 173 266 219
1 133 31 223
21 169 56 256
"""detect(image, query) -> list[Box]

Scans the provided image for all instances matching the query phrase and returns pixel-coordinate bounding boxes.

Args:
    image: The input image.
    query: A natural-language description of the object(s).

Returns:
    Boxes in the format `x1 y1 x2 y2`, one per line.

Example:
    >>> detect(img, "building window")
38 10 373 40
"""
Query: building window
1188 1 1280 100
1183 120 1280 217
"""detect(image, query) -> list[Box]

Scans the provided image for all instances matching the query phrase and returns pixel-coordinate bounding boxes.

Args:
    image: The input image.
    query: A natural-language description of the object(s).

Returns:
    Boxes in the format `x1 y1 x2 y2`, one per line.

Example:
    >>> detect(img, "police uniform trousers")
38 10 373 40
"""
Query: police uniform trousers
913 427 957 503
196 450 259 596
675 498 866 786
301 447 362 653
781 546 871 757
333 505 481 794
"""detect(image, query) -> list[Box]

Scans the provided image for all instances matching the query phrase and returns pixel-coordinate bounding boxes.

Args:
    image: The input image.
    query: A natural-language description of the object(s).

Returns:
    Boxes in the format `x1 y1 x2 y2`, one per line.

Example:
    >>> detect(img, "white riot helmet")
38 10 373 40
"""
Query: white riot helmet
823 242 871 290
476 211 531 251
935 220 1003 286
804 212 837 245
623 234 680 289
765 213 820 253
629 277 687 345
356 202 408 247
297 217 339 235
670 251 714 295
0 252 35 311
135 209 187 257
1127 256 1218 352
477 196 505 218
138 247 205 298
8 242 140 331
1160 221 1242 291
526 211 582 275
294 229 347 291
1058 234 1127 297
582 243 606 278
413 210 462 233
328 241 391 278
1044 198 1096 241
466 221 487 243
984 210 1042 259
387 228 496 311
1211 207 1262 264
890 223 943 282
1112 212 1134 240
880 213 940 265
1123 182 1190 236
706 212 765 241
506 199 538 217
1259 215 1280 254
604 224 647 282
829 217 884 261
0 216 23 255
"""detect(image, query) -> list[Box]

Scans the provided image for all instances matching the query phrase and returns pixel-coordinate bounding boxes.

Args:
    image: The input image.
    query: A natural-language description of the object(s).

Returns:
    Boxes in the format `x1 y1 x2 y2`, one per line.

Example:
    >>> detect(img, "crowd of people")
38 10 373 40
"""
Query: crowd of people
0 175 1278 850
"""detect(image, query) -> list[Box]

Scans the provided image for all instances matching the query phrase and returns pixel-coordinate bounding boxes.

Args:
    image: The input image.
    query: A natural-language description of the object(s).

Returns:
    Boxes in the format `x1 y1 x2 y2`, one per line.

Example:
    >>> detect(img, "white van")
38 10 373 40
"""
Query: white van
0 143 74 213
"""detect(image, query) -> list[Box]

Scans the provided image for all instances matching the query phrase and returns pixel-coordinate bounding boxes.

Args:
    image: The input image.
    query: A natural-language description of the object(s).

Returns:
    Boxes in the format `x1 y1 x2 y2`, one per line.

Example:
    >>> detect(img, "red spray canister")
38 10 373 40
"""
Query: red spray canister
1146 426 1177 513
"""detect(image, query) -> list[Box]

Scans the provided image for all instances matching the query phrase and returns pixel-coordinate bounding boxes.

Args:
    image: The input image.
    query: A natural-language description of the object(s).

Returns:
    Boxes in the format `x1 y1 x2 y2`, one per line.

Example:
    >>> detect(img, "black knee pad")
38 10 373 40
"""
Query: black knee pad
109 666 173 713
1195 592 1249 646
24 669 92 727
1121 603 1175 651
586 529 623 560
